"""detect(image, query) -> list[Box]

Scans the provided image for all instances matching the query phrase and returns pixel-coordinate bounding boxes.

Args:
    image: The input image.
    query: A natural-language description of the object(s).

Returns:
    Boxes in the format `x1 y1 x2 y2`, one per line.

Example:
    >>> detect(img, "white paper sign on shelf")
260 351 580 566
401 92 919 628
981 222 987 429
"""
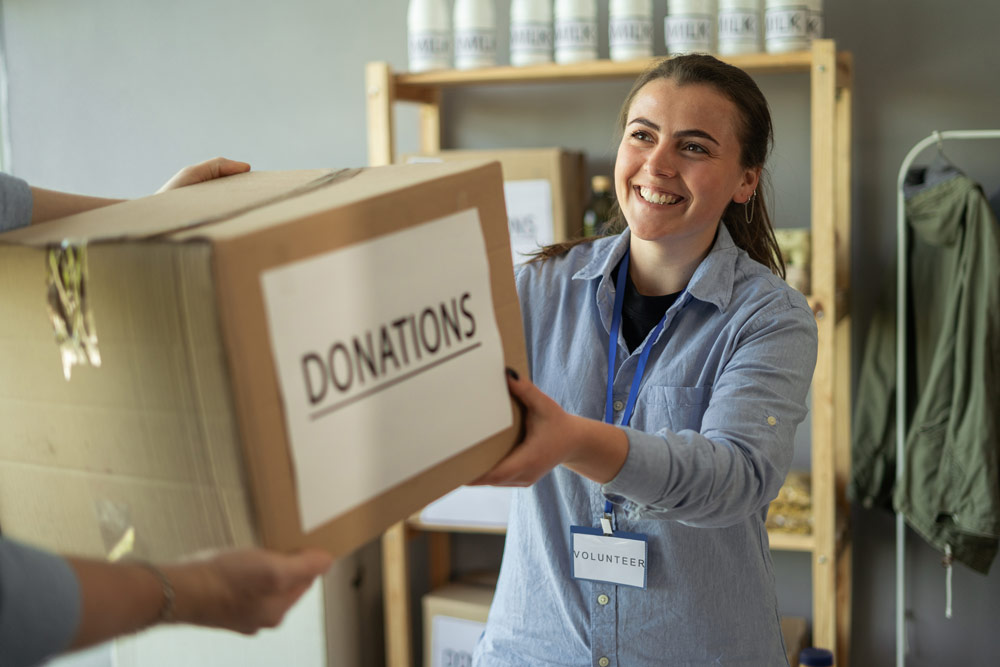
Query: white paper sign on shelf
420 485 513 528
505 179 554 264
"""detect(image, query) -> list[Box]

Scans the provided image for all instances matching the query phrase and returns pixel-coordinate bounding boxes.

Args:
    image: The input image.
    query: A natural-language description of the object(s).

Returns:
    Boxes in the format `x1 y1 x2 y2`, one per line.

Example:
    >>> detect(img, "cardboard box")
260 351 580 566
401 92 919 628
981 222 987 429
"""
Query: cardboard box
404 148 587 263
422 583 495 667
0 161 526 563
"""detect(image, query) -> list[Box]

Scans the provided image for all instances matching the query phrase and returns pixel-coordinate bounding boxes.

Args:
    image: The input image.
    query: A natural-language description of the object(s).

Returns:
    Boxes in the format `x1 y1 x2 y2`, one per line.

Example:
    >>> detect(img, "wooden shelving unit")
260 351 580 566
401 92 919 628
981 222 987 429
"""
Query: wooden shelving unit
366 39 853 667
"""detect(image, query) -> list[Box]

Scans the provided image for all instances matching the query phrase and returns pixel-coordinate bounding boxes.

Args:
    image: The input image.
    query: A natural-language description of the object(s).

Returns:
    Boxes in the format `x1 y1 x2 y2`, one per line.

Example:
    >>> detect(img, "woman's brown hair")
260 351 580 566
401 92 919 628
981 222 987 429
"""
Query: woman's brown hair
534 54 785 278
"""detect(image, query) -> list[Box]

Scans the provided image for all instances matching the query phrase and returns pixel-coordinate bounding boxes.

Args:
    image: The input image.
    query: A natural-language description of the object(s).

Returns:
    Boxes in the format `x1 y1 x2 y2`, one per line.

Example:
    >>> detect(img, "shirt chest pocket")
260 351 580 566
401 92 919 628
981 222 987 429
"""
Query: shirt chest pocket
630 385 712 433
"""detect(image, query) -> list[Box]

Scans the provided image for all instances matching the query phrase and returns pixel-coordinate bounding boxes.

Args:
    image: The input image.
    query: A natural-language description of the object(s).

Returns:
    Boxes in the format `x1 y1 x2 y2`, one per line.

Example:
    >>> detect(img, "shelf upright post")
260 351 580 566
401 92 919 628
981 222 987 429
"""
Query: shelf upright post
833 49 854 667
368 62 412 667
420 88 443 155
366 62 396 166
809 37 839 660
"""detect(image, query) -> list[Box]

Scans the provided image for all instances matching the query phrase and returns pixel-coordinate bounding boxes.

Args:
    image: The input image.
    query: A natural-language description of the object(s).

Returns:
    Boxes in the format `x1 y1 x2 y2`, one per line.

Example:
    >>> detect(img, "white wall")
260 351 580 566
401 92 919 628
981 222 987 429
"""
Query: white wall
2 0 413 196
5 1 1000 666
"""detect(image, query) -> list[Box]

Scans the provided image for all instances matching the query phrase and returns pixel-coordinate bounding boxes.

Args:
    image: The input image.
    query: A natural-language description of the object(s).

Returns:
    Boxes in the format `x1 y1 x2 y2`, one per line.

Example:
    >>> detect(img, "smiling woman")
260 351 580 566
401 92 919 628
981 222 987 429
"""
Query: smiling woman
470 54 818 666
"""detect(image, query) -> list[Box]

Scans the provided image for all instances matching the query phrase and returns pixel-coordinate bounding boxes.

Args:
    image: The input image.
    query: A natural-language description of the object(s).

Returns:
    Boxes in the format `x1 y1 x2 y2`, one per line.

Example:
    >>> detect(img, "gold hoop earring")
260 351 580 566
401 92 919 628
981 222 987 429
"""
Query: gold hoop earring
744 189 757 224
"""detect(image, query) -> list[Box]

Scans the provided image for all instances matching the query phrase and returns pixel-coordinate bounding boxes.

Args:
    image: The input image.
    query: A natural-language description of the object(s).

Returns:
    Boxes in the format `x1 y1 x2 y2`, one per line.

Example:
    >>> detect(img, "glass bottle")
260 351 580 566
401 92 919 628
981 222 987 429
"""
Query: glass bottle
583 175 616 237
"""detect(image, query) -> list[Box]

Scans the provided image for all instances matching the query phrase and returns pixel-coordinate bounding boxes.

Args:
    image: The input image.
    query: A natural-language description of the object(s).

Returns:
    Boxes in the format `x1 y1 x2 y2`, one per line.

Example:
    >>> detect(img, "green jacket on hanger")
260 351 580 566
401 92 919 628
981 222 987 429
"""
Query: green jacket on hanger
851 164 1000 575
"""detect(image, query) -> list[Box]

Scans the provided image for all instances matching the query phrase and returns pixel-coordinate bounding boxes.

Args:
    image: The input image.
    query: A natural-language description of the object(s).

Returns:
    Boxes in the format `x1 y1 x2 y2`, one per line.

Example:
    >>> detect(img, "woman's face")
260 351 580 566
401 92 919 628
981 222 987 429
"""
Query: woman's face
614 78 759 255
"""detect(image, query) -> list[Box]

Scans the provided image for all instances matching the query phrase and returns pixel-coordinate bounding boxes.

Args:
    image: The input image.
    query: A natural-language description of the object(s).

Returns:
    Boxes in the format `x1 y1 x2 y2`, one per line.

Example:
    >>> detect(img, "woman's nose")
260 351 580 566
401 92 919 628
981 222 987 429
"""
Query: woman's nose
644 145 677 178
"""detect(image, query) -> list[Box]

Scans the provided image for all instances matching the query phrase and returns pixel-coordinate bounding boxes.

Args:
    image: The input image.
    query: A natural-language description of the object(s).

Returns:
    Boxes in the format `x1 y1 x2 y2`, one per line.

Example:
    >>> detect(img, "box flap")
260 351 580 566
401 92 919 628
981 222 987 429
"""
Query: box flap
0 169 336 245
169 160 500 242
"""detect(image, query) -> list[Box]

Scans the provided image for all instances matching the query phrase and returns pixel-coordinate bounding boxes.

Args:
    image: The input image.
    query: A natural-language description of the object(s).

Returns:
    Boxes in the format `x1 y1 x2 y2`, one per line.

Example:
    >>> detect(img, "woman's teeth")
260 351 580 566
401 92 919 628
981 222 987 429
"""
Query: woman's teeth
639 186 679 205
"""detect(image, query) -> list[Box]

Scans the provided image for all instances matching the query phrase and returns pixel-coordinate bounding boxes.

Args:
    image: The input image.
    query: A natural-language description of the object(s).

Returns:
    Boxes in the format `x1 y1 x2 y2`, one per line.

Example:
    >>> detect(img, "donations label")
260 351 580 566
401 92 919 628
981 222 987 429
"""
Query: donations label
261 209 511 532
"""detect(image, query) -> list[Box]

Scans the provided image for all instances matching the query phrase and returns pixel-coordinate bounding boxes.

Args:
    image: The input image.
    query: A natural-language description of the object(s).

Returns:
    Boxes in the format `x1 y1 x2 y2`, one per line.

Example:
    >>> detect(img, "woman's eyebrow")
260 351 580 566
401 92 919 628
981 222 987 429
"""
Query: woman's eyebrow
626 117 659 131
674 129 720 146
626 119 721 146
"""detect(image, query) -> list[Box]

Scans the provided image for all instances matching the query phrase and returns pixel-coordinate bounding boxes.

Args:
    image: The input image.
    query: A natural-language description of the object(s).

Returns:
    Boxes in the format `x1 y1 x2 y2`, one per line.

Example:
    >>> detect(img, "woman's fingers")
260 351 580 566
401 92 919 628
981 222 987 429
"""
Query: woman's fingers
157 157 251 193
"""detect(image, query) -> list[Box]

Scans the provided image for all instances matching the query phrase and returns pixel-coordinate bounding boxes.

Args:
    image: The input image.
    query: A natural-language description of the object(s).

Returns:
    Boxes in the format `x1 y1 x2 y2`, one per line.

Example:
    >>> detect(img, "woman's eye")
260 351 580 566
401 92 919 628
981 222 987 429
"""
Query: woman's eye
630 130 652 142
682 143 707 154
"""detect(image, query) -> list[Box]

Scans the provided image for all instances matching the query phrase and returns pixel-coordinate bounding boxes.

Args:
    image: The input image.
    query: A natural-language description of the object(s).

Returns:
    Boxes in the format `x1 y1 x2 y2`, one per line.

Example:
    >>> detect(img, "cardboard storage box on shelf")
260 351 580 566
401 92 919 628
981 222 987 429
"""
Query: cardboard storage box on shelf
423 583 495 667
0 161 526 564
404 148 587 263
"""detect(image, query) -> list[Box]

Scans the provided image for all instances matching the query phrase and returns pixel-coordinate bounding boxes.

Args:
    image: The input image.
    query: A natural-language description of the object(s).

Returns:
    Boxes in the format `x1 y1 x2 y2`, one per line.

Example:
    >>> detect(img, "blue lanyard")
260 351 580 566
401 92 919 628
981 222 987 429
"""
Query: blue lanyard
604 250 668 427
602 249 668 519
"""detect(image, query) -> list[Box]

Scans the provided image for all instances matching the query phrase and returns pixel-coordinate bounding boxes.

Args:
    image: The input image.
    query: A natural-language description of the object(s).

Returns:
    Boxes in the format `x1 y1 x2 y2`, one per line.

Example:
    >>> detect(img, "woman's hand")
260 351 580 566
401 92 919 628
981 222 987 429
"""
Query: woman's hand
470 369 630 487
157 157 251 193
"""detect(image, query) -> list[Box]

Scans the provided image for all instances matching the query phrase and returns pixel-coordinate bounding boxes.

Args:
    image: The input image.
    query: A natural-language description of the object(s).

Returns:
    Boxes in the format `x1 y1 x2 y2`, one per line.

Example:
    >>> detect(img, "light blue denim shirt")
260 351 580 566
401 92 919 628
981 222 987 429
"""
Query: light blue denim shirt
474 224 817 666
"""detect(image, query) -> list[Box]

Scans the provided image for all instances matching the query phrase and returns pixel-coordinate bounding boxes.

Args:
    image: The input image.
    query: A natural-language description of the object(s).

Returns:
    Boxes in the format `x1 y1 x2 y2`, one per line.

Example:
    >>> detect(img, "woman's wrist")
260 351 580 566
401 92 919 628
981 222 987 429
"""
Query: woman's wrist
135 562 175 626
563 417 630 484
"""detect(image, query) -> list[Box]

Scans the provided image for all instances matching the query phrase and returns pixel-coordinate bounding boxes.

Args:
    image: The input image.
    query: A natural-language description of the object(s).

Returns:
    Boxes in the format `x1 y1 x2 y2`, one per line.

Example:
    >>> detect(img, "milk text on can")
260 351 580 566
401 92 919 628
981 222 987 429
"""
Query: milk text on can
765 0 809 53
718 0 762 55
408 0 451 72
665 0 714 55
610 0 654 61
511 0 554 66
454 0 497 69
555 0 599 64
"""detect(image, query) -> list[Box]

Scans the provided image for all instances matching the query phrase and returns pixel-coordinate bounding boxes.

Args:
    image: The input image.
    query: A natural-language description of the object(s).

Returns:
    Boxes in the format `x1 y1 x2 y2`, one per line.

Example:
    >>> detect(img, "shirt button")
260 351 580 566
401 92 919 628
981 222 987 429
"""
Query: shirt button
767 416 778 426
597 593 610 605
599 658 611 667
613 400 625 411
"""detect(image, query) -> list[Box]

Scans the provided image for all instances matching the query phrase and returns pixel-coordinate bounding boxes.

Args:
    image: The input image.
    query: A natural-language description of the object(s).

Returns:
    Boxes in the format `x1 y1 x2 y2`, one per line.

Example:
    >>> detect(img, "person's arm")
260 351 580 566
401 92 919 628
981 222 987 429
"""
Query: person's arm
28 157 251 224
0 538 81 667
28 188 124 224
67 547 334 651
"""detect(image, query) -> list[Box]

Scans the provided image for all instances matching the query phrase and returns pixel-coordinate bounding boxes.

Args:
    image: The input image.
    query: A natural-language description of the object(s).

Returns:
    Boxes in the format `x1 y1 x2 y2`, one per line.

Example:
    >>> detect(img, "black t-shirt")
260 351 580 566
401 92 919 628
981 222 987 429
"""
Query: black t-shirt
613 258 680 353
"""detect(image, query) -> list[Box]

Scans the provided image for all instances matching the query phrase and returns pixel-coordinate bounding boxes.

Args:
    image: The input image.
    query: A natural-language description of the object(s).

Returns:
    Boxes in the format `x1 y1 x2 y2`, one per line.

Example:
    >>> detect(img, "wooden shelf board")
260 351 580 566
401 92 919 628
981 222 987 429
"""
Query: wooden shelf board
406 516 508 535
393 50 820 93
768 530 816 552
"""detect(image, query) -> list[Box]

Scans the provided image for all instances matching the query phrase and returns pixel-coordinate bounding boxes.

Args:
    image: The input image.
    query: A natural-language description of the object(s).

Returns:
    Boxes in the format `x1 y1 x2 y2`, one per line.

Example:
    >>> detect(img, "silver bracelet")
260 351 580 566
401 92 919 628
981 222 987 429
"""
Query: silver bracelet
137 561 175 624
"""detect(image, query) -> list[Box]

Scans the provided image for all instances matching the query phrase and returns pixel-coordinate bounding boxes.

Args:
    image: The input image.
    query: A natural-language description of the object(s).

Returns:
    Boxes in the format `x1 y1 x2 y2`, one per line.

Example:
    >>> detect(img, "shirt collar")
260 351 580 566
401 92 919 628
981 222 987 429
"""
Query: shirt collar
572 223 740 312
573 231 631 282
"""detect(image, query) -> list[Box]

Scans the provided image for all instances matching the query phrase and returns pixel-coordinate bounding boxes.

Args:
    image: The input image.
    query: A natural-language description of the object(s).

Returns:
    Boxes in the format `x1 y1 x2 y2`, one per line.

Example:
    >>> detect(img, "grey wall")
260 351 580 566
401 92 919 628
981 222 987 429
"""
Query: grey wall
3 1 1000 665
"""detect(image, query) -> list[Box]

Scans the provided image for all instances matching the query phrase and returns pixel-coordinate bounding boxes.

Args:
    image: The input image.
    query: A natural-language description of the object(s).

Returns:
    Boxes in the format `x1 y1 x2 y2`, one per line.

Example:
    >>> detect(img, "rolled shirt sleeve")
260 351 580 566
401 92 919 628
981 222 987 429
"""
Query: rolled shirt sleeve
0 538 81 667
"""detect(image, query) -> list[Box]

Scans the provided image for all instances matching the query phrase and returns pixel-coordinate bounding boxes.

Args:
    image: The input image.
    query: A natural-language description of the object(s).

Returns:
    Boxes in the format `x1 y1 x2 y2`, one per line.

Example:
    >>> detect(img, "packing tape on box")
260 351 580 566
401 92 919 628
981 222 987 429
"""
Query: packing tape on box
46 241 101 381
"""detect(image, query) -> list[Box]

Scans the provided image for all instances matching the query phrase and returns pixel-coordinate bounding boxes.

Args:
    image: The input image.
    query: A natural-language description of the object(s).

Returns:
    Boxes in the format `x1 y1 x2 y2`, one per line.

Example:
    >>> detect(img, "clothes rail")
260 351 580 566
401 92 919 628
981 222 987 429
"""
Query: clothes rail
894 129 1000 667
